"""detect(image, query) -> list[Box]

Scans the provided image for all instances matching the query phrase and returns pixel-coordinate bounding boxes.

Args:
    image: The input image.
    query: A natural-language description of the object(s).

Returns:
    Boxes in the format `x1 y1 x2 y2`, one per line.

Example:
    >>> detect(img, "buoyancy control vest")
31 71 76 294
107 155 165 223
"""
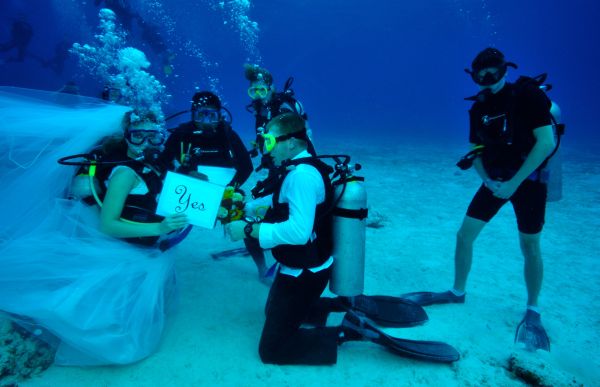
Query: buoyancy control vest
71 142 165 246
262 157 334 269
162 121 253 188
253 154 368 294
164 122 237 170
465 74 565 181
246 78 308 133
248 91 307 132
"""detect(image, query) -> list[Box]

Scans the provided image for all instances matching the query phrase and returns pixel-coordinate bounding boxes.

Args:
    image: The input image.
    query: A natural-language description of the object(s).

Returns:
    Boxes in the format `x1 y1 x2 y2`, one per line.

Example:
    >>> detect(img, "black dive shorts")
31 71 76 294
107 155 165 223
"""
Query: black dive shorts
466 180 547 234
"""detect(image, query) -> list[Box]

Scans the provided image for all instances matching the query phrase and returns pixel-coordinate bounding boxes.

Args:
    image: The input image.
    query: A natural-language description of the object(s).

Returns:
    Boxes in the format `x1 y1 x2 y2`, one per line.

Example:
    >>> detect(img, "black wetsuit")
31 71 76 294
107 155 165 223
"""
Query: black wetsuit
466 82 553 234
258 158 339 365
248 92 316 162
161 121 253 187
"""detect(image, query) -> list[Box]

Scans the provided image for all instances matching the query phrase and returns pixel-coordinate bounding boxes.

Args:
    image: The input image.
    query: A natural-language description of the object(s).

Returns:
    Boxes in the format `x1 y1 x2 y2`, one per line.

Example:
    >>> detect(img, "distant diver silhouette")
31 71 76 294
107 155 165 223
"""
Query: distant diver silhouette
42 40 72 75
0 18 33 62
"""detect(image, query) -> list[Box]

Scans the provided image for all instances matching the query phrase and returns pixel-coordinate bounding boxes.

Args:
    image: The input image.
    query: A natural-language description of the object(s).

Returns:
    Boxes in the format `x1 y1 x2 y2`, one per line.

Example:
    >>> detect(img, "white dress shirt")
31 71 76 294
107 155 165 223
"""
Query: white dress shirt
259 150 333 277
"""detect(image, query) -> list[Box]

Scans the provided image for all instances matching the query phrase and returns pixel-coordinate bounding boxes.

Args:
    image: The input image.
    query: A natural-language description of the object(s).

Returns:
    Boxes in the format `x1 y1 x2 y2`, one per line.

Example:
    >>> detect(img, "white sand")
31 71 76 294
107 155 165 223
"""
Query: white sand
21 139 599 386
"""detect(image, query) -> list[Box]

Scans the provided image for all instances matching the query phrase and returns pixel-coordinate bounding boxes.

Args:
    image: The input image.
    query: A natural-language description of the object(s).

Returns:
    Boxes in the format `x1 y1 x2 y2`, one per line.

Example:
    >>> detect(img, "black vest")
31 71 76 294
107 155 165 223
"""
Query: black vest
469 82 551 179
84 143 164 246
263 157 334 269
165 122 237 171
248 92 307 131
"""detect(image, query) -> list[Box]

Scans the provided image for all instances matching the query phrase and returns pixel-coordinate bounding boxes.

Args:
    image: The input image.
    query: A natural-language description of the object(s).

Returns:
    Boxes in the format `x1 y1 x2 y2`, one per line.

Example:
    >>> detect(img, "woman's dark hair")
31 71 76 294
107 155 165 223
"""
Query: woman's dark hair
192 91 222 110
101 110 161 155
122 110 160 130
244 63 273 86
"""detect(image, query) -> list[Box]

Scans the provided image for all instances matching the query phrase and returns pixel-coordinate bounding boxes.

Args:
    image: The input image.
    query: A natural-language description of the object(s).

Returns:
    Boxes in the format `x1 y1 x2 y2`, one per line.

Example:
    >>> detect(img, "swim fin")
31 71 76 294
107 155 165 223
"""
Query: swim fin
340 295 429 327
159 225 193 252
514 310 550 352
340 311 460 363
210 247 251 260
399 291 465 306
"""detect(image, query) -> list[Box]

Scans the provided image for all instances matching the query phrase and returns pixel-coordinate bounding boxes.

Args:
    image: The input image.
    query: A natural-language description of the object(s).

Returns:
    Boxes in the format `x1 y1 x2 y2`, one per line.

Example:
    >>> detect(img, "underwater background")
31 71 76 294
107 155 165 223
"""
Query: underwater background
1 0 599 148
2 2 600 386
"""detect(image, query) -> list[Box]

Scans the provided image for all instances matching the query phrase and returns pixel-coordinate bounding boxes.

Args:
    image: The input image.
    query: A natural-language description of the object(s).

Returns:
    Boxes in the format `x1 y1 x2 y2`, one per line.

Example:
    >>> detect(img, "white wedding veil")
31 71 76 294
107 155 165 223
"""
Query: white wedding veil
0 87 177 366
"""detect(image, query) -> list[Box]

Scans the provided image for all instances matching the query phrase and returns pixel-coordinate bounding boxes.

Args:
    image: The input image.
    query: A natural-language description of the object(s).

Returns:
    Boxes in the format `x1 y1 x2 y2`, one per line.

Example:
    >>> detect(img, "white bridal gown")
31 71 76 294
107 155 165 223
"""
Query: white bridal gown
0 87 177 366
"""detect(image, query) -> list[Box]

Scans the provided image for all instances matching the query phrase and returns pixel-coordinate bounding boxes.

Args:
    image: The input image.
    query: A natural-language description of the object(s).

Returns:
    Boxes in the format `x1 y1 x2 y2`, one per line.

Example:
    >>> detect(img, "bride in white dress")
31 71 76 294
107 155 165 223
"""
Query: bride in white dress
0 87 187 366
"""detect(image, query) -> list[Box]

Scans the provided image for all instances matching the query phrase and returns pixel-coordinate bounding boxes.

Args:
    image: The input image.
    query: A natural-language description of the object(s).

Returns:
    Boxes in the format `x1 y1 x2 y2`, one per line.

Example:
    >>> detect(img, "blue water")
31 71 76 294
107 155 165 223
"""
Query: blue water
1 0 598 146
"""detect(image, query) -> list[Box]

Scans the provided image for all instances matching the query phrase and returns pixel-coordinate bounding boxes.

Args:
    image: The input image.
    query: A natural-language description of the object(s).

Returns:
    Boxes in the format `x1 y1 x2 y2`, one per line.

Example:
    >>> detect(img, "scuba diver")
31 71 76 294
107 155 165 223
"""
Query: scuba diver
42 40 72 75
161 91 252 187
401 48 558 352
161 91 267 271
226 113 460 365
67 110 188 246
242 64 318 283
0 17 33 62
244 63 316 165
0 87 186 366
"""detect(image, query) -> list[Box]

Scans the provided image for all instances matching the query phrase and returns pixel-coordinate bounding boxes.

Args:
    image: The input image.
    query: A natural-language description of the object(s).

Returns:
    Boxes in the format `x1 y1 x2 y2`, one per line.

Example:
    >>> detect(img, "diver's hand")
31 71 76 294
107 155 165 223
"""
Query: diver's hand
188 171 209 181
484 178 501 192
491 180 519 199
160 213 189 234
225 220 246 242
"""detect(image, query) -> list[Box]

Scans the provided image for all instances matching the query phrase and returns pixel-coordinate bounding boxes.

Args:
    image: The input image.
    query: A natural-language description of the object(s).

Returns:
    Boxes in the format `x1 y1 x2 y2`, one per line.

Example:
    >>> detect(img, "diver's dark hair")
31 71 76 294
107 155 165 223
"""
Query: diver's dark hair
470 47 517 73
99 111 161 154
122 110 160 130
192 91 222 110
268 112 306 136
244 63 273 86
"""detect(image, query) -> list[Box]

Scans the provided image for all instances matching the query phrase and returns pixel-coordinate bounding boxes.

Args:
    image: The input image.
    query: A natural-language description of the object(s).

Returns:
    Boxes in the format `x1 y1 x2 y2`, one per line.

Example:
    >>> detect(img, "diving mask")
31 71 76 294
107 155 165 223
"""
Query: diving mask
125 129 166 146
471 66 507 86
248 86 269 100
192 107 221 125
261 130 307 154
466 47 517 86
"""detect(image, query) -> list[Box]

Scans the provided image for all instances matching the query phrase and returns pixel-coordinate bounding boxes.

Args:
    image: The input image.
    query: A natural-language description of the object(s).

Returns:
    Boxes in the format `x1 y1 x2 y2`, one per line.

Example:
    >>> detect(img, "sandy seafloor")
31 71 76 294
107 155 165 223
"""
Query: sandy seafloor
9 137 600 387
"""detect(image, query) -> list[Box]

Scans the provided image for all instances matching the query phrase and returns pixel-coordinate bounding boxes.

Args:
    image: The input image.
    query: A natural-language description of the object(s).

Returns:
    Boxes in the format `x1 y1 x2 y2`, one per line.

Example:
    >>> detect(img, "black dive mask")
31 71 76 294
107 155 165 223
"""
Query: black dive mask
466 61 517 86
474 66 506 86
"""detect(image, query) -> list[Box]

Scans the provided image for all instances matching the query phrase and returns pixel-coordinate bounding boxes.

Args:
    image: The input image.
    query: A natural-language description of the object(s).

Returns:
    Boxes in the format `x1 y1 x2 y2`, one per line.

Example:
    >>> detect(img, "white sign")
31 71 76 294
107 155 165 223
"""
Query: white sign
156 171 225 229
197 165 236 186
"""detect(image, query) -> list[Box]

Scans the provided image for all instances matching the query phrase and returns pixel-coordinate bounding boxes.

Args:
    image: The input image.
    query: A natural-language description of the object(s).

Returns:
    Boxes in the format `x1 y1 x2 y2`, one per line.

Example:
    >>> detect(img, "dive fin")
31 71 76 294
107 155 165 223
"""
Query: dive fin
399 291 465 307
341 311 460 363
259 262 278 286
514 310 550 352
210 247 251 260
159 225 193 252
340 295 429 327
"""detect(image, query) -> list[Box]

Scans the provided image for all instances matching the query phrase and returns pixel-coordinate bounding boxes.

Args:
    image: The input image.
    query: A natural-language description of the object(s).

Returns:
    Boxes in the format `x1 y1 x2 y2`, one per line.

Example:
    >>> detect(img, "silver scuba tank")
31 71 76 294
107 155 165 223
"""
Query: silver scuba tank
329 175 368 297
546 101 563 202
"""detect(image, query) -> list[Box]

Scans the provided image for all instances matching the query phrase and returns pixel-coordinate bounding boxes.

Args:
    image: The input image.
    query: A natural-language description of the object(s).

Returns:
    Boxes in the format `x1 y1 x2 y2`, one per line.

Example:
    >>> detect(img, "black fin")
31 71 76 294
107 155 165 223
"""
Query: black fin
340 295 429 327
210 247 251 260
341 311 460 363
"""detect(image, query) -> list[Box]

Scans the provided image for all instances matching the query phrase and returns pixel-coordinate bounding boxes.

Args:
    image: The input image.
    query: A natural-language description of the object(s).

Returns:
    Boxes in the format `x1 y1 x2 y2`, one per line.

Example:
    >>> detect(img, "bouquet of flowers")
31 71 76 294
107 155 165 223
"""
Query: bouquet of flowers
217 186 245 224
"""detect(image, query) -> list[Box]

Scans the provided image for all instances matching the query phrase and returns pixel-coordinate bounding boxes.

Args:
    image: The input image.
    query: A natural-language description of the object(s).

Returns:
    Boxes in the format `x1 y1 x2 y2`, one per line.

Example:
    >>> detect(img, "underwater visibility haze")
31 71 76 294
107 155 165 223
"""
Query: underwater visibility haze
1 0 600 386
1 0 599 146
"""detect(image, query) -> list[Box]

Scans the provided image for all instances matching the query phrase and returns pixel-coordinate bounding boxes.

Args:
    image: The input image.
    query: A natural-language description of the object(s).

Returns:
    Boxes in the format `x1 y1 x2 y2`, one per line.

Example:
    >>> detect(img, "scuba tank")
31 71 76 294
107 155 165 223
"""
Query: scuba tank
329 161 368 297
546 101 563 202
250 154 368 296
